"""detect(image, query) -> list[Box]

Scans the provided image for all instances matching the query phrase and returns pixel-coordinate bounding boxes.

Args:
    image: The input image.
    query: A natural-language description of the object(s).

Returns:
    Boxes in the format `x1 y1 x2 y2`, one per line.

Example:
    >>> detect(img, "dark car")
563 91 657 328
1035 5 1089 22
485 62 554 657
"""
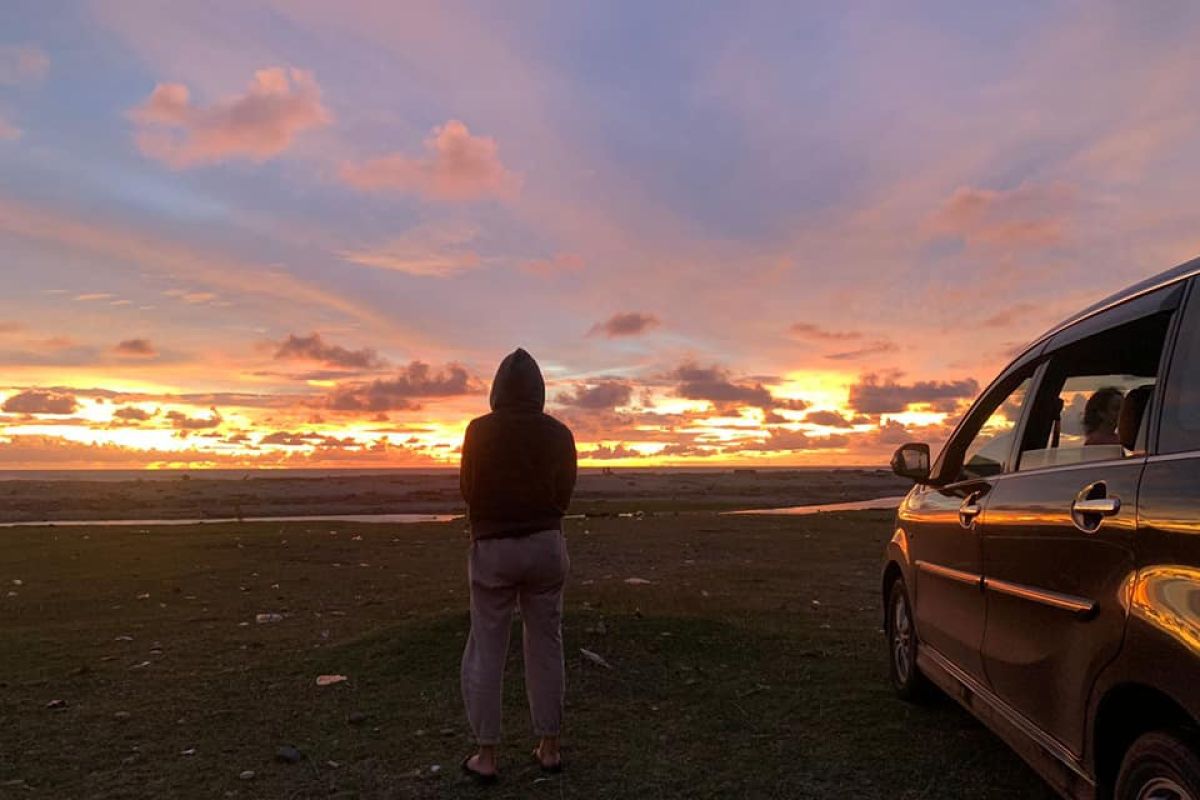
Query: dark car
883 258 1200 800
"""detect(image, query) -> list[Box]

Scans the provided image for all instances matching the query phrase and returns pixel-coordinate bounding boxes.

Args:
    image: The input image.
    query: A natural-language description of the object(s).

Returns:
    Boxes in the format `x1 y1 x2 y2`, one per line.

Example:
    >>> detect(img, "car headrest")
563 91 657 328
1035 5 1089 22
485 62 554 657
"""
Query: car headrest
1118 384 1154 451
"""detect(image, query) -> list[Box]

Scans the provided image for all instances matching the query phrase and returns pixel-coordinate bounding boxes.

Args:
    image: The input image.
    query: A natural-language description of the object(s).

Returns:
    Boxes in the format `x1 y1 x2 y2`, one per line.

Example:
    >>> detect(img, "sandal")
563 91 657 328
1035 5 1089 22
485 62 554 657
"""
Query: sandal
532 747 563 774
461 754 499 784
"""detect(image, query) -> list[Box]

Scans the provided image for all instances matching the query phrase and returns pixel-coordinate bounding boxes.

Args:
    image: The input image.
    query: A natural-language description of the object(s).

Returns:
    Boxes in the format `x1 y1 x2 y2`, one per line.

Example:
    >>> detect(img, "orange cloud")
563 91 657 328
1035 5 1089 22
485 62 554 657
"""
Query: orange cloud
340 120 519 201
928 183 1073 249
2 389 79 415
0 44 49 85
129 67 331 168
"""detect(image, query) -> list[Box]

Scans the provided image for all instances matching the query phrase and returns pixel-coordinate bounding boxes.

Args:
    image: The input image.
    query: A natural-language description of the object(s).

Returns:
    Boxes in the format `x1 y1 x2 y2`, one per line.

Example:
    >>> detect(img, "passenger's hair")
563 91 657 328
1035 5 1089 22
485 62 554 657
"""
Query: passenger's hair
1083 386 1123 433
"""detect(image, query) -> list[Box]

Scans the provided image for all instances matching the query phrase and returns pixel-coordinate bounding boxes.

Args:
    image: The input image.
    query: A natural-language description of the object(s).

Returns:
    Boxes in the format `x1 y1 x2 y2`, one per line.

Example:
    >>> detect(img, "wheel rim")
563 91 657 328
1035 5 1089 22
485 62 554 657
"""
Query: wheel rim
892 590 913 684
1139 777 1194 800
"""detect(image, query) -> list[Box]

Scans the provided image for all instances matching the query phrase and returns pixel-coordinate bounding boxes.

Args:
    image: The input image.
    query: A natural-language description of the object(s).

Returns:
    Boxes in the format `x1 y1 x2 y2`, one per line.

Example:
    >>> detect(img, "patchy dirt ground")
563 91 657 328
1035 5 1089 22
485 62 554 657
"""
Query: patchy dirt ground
0 505 1055 799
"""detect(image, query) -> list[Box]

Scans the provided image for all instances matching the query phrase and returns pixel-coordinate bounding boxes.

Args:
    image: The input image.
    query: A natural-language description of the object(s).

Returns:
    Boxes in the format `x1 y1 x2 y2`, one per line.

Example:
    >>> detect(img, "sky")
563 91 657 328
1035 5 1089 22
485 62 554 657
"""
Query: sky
1 1 1199 469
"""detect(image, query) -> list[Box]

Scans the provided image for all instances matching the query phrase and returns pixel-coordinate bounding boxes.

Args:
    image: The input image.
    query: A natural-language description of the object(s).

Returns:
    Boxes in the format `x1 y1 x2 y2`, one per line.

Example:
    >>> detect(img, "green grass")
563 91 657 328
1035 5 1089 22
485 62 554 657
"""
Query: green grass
0 511 1056 798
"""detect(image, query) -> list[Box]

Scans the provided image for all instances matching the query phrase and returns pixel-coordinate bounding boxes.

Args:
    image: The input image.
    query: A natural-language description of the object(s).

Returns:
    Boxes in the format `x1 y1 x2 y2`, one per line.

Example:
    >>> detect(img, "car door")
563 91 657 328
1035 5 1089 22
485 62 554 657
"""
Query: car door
979 284 1183 759
1132 276 1200 722
908 360 1038 682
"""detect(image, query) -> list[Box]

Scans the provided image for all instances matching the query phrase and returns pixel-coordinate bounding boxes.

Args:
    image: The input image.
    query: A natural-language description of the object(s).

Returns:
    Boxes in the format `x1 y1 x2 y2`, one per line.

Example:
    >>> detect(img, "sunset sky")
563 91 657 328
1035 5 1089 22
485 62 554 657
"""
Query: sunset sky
2 2 1199 469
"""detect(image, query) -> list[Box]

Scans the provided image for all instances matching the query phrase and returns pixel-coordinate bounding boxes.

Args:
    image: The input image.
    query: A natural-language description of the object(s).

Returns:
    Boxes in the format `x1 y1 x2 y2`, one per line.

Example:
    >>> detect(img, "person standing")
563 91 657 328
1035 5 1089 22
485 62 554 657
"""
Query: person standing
459 348 576 782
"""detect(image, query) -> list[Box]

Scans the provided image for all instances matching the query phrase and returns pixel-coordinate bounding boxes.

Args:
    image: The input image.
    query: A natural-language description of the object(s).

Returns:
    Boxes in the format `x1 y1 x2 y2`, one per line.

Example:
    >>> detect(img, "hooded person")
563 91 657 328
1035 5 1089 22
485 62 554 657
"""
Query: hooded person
458 348 577 782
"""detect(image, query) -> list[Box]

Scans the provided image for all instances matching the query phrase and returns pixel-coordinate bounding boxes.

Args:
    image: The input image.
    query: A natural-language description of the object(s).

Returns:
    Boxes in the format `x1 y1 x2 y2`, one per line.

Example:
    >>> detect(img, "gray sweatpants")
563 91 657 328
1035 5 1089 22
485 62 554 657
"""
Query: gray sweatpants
461 529 569 745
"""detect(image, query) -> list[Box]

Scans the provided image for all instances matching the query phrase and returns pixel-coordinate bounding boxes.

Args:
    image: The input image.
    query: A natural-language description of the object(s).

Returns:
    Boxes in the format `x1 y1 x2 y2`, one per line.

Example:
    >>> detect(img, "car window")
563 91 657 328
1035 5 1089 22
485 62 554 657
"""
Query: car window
1159 283 1200 454
958 377 1033 480
1017 311 1173 471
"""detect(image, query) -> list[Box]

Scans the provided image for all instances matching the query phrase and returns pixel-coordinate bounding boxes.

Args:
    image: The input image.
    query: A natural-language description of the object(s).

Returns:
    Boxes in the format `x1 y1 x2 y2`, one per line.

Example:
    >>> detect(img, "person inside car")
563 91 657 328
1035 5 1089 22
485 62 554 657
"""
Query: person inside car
1083 386 1124 446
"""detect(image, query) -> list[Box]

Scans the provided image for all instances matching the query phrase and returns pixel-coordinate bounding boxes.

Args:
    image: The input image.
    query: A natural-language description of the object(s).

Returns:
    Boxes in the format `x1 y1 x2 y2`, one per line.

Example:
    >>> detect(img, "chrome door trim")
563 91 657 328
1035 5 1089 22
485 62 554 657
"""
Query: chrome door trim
984 577 1097 617
1145 450 1200 463
922 645 1094 786
916 560 983 589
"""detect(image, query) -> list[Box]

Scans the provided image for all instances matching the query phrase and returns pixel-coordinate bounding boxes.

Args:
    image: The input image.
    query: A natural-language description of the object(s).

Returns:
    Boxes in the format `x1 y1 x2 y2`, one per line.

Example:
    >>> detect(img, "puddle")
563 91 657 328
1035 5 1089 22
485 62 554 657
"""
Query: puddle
725 496 905 516
0 513 461 529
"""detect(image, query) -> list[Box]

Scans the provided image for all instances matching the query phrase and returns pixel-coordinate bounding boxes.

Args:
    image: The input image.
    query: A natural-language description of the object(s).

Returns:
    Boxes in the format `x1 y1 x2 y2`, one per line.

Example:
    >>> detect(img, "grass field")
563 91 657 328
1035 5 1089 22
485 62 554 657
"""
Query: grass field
0 509 1057 799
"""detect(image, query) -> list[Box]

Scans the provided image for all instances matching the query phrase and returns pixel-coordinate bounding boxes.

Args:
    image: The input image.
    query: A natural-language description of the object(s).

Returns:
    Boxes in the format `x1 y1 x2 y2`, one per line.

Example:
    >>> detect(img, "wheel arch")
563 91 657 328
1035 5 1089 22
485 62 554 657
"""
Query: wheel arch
1092 682 1199 798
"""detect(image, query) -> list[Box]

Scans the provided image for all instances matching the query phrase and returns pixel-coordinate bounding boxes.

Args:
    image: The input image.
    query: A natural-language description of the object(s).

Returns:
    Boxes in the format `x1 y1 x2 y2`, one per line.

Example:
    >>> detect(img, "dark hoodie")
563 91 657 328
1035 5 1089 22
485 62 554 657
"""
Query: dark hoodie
460 348 577 540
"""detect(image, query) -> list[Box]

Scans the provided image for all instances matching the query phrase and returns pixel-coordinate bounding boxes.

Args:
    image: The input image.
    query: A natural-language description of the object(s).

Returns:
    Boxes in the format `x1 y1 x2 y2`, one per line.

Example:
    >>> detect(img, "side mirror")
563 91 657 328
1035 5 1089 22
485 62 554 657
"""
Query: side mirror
891 443 931 483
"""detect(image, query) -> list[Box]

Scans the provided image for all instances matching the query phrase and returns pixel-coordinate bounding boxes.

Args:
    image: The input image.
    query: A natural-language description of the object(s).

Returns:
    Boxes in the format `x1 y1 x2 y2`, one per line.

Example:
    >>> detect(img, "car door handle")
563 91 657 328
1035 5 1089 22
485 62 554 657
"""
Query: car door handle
1072 497 1120 516
958 495 982 529
1071 481 1121 533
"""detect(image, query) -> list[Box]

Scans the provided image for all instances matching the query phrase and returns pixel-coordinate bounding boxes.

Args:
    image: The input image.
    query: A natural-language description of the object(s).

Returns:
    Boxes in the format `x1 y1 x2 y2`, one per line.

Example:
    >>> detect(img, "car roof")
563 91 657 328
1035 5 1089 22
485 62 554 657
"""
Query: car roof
1033 254 1200 348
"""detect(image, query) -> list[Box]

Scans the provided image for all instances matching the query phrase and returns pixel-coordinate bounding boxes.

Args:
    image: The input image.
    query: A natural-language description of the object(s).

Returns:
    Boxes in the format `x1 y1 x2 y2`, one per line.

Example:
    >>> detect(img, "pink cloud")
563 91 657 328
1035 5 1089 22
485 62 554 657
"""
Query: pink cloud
340 120 519 201
928 183 1074 249
0 115 20 141
589 312 661 338
522 252 585 276
129 67 331 168
0 45 49 85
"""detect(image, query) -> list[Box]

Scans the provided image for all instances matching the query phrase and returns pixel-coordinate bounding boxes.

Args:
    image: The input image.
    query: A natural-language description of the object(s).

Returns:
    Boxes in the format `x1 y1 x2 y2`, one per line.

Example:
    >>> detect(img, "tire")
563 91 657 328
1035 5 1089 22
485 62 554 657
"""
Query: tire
1116 731 1200 800
886 576 931 702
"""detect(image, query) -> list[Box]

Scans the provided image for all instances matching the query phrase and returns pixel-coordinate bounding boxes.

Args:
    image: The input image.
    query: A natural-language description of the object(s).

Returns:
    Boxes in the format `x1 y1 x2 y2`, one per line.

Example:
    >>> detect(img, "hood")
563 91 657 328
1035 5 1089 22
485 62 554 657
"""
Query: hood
489 348 546 412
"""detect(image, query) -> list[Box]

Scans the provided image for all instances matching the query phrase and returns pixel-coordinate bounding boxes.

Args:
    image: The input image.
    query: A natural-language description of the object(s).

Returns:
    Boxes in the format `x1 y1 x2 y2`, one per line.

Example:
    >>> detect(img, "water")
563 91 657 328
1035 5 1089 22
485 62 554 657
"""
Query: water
0 513 461 528
725 496 905 516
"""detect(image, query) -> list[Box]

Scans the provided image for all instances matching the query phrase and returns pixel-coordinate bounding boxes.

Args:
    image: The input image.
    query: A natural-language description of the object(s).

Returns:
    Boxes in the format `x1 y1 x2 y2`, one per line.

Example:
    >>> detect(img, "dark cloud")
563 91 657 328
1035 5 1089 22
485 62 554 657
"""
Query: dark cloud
555 380 633 410
588 312 660 338
114 338 157 357
166 406 223 430
274 332 384 370
789 323 862 341
113 406 155 422
326 361 475 412
2 389 79 415
582 443 645 460
848 374 980 414
670 362 774 409
804 410 854 428
825 340 899 361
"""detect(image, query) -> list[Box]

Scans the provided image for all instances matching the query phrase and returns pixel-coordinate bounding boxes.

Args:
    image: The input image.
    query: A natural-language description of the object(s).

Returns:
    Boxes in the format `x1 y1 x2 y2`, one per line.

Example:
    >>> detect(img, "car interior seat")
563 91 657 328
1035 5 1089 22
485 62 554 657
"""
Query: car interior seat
1118 384 1154 452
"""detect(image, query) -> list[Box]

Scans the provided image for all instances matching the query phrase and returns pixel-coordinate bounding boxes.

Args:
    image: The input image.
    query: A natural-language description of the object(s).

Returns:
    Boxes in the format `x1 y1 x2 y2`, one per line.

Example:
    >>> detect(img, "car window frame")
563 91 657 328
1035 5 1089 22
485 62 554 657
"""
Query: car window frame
1009 283 1187 476
1151 276 1199 457
934 359 1045 488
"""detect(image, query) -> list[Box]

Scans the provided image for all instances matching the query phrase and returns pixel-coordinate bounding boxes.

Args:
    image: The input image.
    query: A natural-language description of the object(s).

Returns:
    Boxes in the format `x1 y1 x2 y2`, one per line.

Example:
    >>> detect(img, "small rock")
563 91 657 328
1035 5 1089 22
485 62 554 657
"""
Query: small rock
347 711 367 726
315 674 348 687
114 711 131 721
129 661 151 670
255 613 284 624
624 577 652 585
181 748 196 757
239 770 255 781
46 699 68 710
429 764 441 774
275 745 303 764
11 579 22 586
325 760 341 769
579 648 614 669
